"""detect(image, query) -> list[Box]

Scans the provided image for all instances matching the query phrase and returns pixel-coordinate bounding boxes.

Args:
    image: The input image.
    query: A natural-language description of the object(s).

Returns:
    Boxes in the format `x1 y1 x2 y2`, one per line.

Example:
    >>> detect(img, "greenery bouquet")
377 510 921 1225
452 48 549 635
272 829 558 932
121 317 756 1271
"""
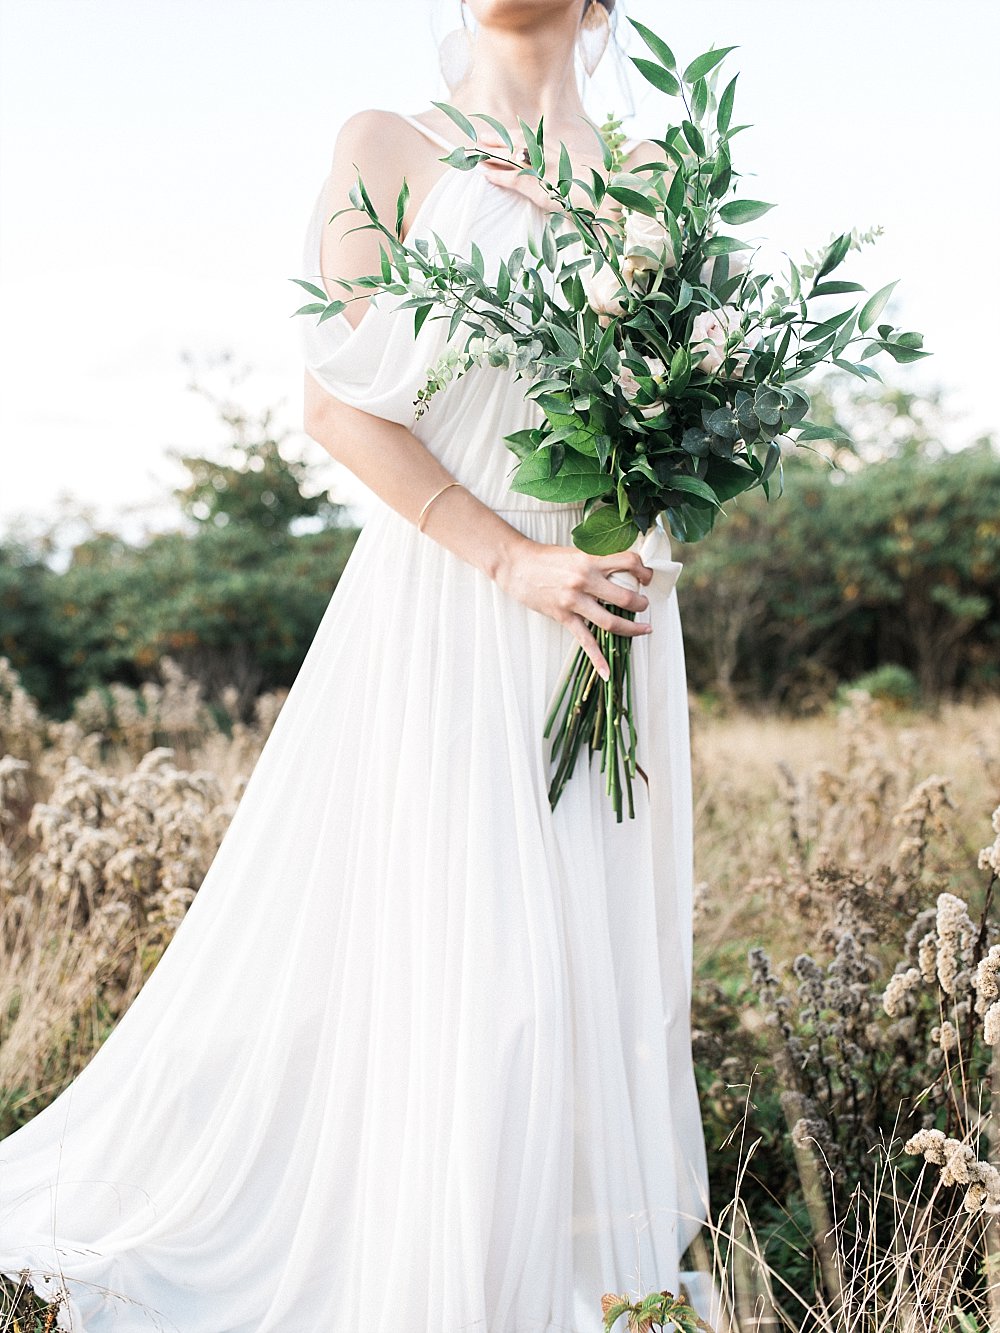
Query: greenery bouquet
294 19 927 821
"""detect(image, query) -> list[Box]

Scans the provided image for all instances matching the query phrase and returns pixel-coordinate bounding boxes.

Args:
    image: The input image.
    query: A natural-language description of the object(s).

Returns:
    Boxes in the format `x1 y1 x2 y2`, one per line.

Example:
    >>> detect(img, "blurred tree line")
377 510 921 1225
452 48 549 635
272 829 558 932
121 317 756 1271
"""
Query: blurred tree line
1 378 998 720
1 386 360 719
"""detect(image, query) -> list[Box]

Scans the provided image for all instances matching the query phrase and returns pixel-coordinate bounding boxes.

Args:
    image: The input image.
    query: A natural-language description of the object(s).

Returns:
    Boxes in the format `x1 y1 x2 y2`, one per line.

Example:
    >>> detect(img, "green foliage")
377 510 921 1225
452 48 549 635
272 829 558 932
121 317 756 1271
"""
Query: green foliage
836 664 919 711
170 397 340 540
0 1271 62 1330
678 429 1000 706
0 384 360 719
299 19 928 553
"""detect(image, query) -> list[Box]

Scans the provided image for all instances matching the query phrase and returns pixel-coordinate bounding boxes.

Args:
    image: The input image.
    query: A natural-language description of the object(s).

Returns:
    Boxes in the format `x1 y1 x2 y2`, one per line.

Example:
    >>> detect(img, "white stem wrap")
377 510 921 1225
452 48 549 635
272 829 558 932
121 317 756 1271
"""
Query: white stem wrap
606 519 684 605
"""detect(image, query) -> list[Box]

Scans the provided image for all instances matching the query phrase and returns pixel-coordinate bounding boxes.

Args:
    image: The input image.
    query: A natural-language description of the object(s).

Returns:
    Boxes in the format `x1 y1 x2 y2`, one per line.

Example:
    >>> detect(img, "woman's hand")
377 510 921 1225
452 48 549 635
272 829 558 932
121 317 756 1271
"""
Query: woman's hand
495 538 653 680
477 138 606 215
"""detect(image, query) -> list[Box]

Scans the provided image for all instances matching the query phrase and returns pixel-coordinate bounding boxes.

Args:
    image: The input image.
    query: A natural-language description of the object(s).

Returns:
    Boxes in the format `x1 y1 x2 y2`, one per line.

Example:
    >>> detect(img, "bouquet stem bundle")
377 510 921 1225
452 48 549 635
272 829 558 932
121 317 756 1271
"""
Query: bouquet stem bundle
544 605 641 822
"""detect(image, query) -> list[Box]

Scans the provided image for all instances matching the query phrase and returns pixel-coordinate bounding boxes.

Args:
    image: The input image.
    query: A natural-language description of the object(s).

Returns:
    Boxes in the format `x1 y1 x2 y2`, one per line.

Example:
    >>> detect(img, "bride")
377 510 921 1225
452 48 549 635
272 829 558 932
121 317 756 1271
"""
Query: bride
0 1 711 1328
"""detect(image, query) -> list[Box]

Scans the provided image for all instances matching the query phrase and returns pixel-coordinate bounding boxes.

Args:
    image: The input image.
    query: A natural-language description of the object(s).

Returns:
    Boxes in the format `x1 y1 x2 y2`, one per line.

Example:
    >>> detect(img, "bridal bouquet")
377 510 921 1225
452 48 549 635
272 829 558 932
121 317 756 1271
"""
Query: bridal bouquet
294 19 928 821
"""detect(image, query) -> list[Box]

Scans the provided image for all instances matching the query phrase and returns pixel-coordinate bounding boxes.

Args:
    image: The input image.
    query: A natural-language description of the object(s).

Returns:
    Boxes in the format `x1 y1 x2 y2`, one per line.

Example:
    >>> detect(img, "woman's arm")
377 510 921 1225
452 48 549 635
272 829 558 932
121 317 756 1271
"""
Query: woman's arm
302 110 653 679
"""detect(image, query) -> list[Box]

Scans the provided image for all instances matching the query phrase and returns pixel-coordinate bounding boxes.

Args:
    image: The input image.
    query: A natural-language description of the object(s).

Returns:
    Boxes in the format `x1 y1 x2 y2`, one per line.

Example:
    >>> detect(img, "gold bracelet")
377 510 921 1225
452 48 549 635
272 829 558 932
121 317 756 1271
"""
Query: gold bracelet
416 480 462 533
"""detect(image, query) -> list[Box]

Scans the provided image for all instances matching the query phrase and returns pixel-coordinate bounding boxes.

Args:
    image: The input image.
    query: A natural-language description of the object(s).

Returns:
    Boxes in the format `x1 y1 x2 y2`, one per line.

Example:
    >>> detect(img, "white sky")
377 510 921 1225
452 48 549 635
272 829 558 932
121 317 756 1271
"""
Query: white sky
1 0 997 539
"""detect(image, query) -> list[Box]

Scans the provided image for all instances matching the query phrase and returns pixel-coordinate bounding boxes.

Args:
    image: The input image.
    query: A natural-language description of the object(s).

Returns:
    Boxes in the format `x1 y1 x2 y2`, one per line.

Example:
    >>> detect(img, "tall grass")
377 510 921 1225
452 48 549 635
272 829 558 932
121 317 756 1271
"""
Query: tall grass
1 658 998 1330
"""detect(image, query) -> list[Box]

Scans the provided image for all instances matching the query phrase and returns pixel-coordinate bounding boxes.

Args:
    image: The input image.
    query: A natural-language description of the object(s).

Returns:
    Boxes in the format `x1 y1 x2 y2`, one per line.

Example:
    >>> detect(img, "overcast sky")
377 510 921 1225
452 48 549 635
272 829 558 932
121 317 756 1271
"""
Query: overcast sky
1 0 997 540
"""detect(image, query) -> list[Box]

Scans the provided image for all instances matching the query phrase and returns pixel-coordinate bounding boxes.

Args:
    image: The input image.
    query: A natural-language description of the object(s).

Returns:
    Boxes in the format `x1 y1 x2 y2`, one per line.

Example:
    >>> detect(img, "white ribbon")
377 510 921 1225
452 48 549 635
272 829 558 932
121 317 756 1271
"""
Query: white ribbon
606 516 684 606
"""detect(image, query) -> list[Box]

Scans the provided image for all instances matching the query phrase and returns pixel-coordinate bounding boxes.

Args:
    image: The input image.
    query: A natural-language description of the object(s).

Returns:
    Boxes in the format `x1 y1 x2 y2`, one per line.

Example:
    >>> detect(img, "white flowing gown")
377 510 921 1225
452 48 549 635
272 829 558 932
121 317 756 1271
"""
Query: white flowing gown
0 114 710 1332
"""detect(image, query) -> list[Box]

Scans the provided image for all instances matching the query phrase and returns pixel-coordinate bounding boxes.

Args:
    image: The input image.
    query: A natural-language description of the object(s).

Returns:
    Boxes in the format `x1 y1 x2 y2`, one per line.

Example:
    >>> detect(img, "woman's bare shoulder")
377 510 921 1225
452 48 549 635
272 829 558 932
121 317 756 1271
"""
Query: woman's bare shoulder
332 109 414 161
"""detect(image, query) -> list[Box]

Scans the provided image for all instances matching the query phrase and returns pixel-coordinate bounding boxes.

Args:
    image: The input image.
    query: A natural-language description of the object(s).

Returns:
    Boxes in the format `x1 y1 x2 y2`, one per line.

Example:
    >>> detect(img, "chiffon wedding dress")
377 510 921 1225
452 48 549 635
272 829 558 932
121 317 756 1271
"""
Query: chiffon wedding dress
0 112 711 1332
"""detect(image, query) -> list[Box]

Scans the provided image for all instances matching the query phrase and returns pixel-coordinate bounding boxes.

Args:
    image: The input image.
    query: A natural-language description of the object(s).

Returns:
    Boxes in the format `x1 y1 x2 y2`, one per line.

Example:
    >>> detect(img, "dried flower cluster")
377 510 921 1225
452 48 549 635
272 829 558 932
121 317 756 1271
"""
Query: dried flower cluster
904 1127 1000 1214
0 657 285 1123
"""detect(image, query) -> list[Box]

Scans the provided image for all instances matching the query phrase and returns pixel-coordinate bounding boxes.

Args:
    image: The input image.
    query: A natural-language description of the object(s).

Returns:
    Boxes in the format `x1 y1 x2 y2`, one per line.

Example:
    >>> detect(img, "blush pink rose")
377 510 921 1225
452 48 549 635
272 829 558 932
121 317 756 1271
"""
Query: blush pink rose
690 306 749 377
615 358 667 418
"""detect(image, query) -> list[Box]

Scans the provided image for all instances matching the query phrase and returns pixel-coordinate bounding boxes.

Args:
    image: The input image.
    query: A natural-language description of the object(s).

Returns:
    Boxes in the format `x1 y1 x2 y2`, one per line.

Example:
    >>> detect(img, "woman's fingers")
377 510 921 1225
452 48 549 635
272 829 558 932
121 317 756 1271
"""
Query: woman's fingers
584 598 653 637
597 551 654 585
591 577 649 616
567 616 610 681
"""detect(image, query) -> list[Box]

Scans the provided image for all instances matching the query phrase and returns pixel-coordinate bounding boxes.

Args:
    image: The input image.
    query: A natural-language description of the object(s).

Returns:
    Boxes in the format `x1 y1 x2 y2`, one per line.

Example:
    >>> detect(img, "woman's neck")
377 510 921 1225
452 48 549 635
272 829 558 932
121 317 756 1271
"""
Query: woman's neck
454 16 589 133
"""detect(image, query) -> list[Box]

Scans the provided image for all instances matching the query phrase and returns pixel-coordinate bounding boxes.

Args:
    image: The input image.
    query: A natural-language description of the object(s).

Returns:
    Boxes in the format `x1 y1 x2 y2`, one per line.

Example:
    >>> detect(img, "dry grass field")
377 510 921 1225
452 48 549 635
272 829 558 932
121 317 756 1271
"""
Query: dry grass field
1 657 998 1330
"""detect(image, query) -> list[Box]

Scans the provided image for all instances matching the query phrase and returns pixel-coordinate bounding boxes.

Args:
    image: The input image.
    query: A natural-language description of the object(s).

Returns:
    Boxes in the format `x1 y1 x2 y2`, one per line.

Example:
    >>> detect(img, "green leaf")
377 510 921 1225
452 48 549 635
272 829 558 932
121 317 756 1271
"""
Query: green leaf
809 280 866 297
290 278 331 301
795 422 851 443
503 428 542 461
473 113 514 152
629 19 676 69
632 58 681 97
317 301 347 323
431 101 477 141
509 445 610 503
558 140 573 188
394 179 410 238
572 505 640 555
691 77 709 123
585 121 613 172
682 120 705 156
413 304 432 337
703 235 752 256
666 473 724 508
683 46 738 83
717 75 738 133
294 302 328 316
858 279 898 333
519 117 544 173
665 168 685 214
708 145 732 199
674 279 693 314
878 341 932 364
606 184 659 217
707 457 757 500
542 224 558 272
441 147 486 171
816 232 852 279
718 198 775 225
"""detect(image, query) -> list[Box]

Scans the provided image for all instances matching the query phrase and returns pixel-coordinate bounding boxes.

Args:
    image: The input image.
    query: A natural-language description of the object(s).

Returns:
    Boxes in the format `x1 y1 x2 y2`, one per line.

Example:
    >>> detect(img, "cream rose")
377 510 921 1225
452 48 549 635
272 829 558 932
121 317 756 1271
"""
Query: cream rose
582 261 627 318
690 306 749 377
624 211 675 274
